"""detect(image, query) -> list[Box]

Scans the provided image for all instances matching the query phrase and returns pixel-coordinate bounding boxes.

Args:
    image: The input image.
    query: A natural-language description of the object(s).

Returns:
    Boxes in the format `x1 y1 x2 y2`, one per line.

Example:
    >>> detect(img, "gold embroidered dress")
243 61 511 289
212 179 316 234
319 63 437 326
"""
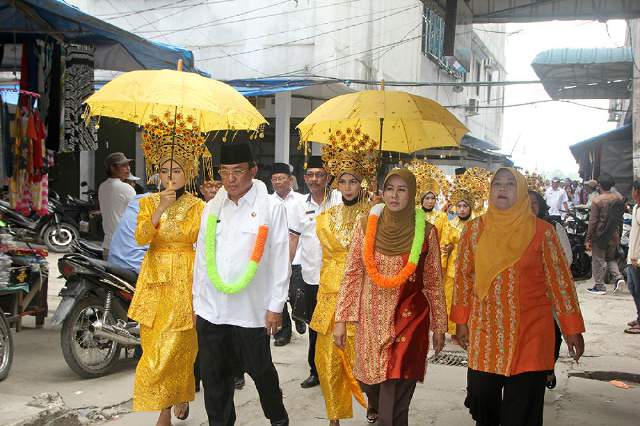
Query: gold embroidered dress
440 215 467 335
128 193 204 411
310 202 369 420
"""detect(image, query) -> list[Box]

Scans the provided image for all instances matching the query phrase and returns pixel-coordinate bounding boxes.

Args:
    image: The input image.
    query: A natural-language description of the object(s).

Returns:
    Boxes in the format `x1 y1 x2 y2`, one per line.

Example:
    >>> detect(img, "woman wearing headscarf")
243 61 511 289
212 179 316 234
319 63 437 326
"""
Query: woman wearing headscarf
310 150 373 425
333 169 447 426
452 167 585 426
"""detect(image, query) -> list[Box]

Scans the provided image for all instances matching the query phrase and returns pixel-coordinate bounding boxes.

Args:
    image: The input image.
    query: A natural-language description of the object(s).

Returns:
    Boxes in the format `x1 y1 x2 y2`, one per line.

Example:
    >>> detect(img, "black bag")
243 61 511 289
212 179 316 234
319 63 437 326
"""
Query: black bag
291 286 311 324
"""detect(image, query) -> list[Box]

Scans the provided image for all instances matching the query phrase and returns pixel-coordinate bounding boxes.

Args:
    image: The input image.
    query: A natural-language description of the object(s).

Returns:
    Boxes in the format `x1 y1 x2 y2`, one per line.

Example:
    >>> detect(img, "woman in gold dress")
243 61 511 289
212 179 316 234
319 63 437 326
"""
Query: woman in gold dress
310 150 373 425
127 115 206 425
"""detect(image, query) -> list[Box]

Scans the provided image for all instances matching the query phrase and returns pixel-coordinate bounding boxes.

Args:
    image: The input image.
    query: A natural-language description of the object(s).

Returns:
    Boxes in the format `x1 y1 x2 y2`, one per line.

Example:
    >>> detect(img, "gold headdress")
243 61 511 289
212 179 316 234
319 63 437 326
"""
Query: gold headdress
407 159 449 203
448 167 491 213
525 171 546 195
142 111 211 190
322 125 378 191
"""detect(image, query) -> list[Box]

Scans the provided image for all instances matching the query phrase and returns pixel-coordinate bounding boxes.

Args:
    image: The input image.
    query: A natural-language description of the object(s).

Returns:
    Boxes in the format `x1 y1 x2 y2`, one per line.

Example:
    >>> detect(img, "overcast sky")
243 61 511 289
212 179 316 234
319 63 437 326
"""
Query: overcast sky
502 20 628 178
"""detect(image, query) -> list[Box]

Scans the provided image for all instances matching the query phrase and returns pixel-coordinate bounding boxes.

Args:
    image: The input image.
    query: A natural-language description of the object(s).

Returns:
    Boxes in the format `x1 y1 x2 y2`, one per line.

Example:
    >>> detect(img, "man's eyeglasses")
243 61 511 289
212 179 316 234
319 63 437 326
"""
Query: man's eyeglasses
271 176 289 183
219 168 250 179
305 171 327 179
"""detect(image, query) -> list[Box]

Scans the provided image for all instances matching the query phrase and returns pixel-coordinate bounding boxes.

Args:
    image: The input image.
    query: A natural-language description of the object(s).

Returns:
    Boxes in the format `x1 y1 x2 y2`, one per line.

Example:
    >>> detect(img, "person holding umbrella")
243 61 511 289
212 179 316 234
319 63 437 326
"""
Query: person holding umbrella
127 115 206 424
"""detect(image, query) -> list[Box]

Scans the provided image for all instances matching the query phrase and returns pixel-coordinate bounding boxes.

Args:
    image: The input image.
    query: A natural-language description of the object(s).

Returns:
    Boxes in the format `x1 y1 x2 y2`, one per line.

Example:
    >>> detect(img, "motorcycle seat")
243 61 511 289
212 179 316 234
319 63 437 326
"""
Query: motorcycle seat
85 257 139 284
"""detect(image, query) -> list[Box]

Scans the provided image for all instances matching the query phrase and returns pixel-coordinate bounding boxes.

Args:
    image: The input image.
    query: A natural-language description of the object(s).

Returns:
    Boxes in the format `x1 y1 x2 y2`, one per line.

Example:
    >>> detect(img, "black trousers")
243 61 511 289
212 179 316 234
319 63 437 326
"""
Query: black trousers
275 265 304 341
197 317 288 426
465 369 547 426
360 379 417 426
305 283 319 377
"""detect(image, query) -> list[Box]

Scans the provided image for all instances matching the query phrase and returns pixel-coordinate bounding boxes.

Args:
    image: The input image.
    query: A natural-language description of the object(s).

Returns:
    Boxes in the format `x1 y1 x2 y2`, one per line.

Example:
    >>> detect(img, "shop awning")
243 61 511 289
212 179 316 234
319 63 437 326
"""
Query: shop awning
569 124 632 196
467 0 640 24
0 0 194 72
226 79 331 97
531 47 633 99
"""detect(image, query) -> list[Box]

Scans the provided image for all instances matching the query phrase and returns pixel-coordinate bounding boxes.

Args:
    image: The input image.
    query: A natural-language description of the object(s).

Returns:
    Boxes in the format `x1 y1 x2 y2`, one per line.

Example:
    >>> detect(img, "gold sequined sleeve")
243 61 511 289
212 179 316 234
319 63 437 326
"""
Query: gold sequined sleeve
423 227 448 333
451 218 480 325
135 196 159 246
542 226 585 335
335 221 365 323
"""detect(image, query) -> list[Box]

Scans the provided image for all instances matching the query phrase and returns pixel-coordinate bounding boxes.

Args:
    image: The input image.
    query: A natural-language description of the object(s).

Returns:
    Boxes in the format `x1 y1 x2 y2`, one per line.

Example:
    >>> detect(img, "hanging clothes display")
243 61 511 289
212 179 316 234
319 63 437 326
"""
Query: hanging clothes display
60 43 97 152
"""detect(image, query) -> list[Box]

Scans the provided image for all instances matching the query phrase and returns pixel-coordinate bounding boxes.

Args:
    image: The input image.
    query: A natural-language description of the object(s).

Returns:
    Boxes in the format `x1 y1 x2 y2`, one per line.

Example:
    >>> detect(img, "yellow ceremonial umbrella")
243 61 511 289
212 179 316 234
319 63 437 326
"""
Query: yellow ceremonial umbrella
297 83 468 154
85 62 266 133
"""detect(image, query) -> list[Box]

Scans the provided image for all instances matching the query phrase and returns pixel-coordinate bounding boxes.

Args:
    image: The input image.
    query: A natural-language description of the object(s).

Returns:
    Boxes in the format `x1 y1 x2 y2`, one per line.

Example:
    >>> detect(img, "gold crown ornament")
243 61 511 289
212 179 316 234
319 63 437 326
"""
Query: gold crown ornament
407 159 449 204
142 111 211 190
525 171 546 195
320 125 378 191
448 167 491 213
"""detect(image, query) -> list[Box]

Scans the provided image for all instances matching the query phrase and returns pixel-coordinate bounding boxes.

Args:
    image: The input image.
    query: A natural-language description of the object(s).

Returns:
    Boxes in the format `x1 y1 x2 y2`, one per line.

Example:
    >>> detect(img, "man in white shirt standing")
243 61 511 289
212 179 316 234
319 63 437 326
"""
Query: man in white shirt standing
270 162 306 347
98 152 136 260
288 156 341 389
193 143 289 426
544 177 569 223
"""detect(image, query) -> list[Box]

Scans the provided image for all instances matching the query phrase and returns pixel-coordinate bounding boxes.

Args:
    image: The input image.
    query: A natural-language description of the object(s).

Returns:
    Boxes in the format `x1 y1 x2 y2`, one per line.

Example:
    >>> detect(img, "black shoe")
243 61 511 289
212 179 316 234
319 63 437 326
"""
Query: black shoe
271 418 289 426
234 376 245 390
300 375 320 388
195 382 200 393
295 321 307 335
274 336 291 346
586 286 606 295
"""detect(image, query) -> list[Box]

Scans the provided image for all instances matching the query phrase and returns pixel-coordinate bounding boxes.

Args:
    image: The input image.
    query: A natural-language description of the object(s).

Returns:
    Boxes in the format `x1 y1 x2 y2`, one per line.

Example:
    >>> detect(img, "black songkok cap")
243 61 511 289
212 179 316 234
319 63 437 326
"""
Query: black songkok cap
455 167 467 176
220 143 254 165
272 162 291 176
306 156 324 170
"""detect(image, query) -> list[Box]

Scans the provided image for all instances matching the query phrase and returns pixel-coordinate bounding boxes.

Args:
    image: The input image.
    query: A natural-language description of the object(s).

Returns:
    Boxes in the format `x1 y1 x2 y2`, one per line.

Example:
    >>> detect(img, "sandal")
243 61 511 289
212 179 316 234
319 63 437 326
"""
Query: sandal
624 325 640 334
546 372 557 389
366 407 378 424
173 402 189 420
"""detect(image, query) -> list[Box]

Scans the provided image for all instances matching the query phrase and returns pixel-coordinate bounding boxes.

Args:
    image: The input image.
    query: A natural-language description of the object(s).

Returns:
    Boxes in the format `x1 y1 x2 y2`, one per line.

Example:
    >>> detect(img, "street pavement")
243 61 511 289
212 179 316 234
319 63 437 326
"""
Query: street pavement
0 252 639 425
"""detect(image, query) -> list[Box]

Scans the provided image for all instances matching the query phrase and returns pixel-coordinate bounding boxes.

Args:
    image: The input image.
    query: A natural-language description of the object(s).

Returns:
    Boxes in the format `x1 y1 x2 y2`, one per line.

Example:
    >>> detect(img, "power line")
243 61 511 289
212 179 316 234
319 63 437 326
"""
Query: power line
183 4 414 48
145 0 363 38
198 6 416 61
96 0 235 19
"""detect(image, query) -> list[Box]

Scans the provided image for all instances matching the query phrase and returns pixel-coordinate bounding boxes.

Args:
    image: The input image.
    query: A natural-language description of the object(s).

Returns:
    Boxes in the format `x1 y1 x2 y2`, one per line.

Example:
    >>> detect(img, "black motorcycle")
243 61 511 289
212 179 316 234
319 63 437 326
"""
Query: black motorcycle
61 182 103 241
0 194 79 253
0 306 12 382
52 249 139 378
564 207 592 280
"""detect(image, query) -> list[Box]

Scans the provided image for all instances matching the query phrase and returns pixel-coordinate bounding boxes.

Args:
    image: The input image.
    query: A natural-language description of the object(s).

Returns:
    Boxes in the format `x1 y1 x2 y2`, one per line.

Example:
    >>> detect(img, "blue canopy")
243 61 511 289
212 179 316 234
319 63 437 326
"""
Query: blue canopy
225 79 330 97
0 0 194 71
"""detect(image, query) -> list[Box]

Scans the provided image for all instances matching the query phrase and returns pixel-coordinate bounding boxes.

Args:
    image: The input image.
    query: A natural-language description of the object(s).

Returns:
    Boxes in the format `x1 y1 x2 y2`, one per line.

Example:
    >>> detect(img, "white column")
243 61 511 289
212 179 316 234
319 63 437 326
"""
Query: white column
79 151 95 200
275 91 292 163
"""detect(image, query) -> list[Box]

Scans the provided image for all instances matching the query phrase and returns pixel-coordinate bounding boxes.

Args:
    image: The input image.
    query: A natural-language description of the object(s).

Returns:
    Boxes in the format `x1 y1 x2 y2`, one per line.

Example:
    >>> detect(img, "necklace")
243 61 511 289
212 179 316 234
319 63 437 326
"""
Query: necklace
205 214 269 294
328 203 369 248
363 204 426 288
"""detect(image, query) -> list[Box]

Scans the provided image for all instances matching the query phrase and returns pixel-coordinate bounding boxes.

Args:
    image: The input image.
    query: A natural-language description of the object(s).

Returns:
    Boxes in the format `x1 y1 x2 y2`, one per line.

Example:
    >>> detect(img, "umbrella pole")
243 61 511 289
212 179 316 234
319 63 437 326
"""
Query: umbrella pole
377 117 384 185
169 105 178 183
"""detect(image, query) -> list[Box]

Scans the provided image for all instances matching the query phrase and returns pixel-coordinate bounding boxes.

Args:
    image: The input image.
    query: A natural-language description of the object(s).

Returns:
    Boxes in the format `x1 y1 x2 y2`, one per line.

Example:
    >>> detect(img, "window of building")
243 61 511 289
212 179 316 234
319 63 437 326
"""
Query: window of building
474 60 482 96
486 70 492 103
421 1 464 79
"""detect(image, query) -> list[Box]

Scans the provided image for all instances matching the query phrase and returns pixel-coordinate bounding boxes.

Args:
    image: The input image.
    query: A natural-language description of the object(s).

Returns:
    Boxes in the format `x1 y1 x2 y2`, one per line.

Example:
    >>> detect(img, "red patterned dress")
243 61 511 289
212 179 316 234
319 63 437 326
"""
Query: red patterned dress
335 221 448 385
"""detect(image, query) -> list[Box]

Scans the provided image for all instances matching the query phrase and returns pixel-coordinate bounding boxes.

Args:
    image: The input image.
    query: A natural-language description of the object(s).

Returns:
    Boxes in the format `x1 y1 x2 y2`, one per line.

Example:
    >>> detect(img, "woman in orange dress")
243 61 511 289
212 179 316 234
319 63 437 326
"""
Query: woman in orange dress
333 169 447 426
451 167 585 426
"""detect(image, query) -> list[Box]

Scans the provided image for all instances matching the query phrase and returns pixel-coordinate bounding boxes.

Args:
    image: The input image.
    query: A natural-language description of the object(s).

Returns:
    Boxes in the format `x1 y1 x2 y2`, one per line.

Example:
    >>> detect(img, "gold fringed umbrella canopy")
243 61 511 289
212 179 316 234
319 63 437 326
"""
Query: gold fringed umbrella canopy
297 89 468 153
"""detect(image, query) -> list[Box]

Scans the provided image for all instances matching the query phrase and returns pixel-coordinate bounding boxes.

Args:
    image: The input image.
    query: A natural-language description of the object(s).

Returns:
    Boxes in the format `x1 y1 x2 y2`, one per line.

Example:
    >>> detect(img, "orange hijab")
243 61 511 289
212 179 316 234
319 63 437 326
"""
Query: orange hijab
474 167 536 300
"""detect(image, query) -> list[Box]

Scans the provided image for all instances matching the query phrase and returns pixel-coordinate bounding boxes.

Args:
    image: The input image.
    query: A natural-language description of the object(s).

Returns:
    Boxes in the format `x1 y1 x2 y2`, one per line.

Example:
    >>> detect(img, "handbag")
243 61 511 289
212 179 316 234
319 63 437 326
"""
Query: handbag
291 286 311 324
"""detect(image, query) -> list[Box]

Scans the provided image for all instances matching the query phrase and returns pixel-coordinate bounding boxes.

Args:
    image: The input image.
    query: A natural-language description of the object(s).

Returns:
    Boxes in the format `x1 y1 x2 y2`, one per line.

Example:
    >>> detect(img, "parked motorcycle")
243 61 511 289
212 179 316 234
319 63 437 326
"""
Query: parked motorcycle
52 251 138 378
0 194 79 253
62 182 103 241
0 307 12 381
564 207 592 279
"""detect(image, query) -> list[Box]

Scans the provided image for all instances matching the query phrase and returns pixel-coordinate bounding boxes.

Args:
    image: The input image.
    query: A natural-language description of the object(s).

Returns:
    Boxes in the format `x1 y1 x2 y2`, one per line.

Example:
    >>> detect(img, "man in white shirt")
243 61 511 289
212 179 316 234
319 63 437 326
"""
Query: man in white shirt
98 152 136 260
193 143 289 426
288 156 341 389
544 177 569 222
270 162 306 347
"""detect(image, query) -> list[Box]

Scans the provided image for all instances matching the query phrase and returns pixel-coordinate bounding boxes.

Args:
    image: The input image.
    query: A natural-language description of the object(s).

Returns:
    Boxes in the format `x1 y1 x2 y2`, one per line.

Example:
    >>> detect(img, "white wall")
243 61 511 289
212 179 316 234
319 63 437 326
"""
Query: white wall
69 0 505 148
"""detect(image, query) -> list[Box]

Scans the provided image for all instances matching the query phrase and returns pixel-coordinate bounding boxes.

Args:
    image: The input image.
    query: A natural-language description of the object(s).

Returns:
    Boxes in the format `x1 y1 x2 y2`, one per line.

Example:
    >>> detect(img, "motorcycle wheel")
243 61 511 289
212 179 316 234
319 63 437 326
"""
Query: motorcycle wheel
43 223 79 253
0 309 13 381
61 295 122 379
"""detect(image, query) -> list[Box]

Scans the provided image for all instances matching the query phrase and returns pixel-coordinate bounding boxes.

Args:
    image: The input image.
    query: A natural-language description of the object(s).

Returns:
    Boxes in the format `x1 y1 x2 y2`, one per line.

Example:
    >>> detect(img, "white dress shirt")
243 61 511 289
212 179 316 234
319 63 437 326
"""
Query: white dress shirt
270 189 305 265
98 178 136 249
193 182 290 328
289 190 342 286
544 187 569 217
